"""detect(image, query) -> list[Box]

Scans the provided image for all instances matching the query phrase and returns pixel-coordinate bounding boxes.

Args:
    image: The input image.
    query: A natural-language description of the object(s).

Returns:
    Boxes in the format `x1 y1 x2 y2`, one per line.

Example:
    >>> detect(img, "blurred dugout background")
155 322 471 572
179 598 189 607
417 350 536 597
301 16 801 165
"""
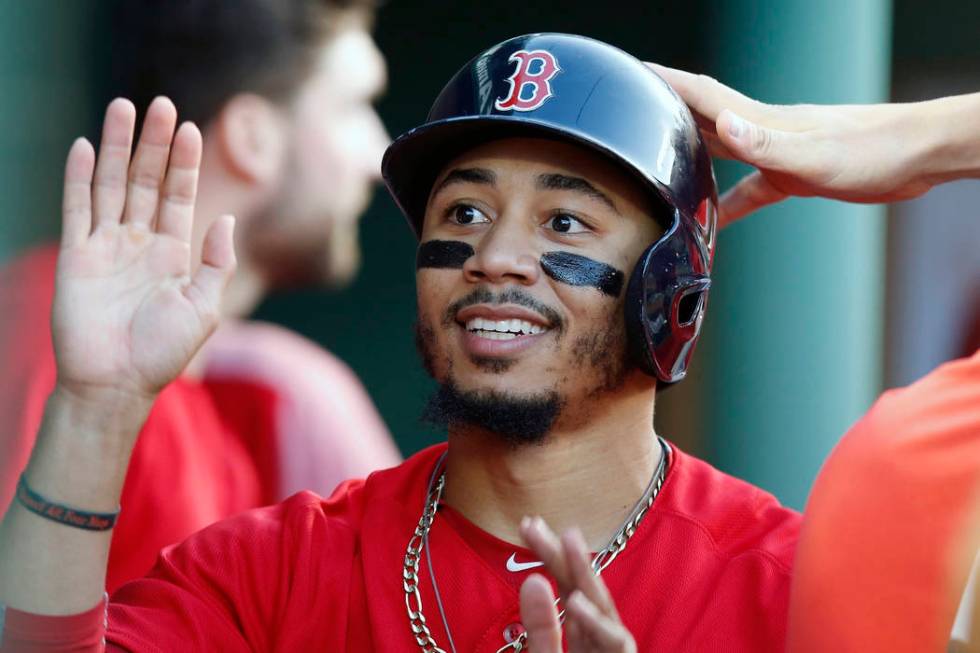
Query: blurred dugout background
0 0 977 510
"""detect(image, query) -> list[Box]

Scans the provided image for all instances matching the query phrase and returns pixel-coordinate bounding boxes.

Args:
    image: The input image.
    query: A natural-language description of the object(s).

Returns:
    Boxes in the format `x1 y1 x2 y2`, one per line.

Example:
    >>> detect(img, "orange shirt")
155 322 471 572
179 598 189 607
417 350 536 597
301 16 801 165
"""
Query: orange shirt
788 349 980 651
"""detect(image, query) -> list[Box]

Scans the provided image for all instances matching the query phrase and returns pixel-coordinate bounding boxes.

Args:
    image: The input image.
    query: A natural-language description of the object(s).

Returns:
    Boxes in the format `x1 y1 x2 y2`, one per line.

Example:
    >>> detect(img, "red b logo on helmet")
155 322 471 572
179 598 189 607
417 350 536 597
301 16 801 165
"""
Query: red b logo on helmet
494 50 561 112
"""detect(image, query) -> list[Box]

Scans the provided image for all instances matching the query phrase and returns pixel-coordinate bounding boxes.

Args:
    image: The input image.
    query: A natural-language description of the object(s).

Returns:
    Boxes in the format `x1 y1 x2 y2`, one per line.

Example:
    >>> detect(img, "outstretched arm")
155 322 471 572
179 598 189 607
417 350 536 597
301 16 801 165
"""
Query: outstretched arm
0 97 234 615
648 63 980 225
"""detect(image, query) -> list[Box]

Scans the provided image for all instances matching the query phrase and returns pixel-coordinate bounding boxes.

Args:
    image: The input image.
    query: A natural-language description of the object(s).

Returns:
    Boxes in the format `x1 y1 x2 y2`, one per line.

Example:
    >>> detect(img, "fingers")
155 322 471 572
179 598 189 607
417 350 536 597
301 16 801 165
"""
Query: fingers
123 97 178 229
61 138 96 248
157 122 203 243
521 518 620 617
520 574 563 653
521 516 574 595
521 518 636 651
718 170 788 226
562 529 620 619
92 98 137 231
646 63 762 126
566 591 636 652
716 109 823 173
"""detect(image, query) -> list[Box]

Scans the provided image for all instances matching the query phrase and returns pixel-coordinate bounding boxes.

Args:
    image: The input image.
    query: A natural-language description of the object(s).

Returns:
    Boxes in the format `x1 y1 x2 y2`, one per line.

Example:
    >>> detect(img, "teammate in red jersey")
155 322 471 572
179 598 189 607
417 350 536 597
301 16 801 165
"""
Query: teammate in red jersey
2 33 979 653
0 0 399 593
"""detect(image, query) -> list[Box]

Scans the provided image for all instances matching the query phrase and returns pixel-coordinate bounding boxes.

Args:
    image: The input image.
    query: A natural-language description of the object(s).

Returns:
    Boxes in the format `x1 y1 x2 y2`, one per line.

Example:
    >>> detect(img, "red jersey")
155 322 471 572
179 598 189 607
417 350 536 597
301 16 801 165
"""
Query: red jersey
4 442 802 652
0 246 400 594
788 349 980 652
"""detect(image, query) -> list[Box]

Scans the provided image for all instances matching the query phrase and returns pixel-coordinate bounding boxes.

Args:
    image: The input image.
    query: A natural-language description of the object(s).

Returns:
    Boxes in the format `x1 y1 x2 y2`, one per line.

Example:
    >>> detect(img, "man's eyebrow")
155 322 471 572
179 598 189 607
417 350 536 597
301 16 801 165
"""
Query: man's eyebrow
431 168 497 196
536 173 618 212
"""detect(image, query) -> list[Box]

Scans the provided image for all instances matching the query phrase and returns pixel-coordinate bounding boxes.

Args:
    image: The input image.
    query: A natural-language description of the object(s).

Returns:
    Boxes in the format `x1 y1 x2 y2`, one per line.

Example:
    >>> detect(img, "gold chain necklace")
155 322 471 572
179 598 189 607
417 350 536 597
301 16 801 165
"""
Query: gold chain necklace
403 437 671 652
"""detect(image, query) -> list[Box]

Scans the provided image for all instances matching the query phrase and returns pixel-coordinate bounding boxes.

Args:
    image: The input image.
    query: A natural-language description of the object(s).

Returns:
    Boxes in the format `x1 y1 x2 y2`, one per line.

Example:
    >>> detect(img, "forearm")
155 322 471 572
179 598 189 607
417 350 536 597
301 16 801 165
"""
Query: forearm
0 386 151 614
915 92 980 185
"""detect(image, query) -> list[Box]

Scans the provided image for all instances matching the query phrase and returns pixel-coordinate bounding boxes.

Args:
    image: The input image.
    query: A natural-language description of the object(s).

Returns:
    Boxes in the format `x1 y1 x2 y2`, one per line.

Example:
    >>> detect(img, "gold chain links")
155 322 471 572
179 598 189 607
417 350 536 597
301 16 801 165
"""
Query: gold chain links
405 439 670 653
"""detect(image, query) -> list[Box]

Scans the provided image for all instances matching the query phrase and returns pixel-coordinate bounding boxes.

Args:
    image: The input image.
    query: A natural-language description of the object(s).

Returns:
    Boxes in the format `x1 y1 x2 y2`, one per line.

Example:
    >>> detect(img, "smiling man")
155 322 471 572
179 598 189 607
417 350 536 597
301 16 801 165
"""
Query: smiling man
0 34 806 652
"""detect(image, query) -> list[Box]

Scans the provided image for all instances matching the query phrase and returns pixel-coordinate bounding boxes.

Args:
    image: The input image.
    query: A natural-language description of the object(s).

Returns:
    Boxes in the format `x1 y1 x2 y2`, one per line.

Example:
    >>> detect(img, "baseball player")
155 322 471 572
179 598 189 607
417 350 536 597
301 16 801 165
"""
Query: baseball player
2 33 978 652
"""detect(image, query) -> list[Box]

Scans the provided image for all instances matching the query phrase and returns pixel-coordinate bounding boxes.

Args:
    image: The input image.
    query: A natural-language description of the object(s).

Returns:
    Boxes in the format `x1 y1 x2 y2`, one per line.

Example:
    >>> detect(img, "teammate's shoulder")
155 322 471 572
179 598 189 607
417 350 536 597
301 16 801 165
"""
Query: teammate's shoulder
660 444 800 570
203 319 354 381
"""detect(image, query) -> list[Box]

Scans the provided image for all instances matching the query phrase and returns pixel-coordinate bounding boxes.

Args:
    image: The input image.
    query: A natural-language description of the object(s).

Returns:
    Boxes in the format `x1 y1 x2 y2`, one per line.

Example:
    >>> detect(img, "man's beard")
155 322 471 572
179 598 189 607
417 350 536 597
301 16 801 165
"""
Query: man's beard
421 380 563 447
415 288 632 447
244 151 363 289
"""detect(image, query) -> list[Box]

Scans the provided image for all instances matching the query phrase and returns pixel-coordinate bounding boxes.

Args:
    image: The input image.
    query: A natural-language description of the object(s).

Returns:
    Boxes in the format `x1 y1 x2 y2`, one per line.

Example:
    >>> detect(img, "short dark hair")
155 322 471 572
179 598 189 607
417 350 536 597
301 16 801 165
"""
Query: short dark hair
107 0 375 127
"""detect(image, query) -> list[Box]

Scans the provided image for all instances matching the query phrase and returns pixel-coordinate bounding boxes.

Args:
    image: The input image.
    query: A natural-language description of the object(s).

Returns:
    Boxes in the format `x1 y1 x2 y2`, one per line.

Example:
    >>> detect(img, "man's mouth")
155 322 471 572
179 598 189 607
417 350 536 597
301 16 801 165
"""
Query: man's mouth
464 318 547 340
454 304 553 355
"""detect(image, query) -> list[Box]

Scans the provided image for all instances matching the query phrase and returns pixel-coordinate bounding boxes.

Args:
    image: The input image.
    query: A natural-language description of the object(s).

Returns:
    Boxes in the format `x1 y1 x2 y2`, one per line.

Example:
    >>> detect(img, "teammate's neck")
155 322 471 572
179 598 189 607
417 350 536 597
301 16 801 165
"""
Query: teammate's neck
443 371 661 551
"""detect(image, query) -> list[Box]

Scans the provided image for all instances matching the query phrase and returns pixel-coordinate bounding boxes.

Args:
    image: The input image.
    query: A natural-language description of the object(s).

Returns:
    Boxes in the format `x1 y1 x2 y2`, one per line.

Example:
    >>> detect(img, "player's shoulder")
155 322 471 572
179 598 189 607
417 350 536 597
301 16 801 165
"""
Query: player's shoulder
658 444 801 572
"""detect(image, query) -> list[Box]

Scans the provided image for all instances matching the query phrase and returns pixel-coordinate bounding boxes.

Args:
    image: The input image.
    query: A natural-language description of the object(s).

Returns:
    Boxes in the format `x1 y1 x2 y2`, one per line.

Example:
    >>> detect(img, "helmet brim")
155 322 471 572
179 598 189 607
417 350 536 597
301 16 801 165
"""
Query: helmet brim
381 115 678 239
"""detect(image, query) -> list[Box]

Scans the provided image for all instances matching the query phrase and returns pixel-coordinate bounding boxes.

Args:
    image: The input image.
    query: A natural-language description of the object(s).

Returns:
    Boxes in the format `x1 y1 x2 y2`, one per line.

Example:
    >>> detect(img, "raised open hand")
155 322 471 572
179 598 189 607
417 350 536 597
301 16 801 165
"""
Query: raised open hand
53 97 235 404
518 517 637 653
647 63 948 226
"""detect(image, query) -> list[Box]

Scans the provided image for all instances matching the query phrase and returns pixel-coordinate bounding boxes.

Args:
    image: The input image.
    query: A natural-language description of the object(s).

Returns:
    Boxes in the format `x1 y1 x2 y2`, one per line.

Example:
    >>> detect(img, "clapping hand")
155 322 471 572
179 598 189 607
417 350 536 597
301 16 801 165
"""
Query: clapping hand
519 517 637 653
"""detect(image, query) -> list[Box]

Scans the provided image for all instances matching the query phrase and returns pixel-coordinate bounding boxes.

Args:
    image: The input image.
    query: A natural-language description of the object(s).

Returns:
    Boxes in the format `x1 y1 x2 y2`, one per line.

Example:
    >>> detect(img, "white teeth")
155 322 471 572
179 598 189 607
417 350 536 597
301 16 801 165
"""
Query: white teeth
464 318 548 336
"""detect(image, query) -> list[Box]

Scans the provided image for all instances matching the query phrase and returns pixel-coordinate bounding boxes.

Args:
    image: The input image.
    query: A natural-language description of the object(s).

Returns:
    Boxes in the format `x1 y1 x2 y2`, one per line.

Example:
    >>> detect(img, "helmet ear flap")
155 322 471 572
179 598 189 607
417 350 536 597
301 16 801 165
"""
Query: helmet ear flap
624 212 712 383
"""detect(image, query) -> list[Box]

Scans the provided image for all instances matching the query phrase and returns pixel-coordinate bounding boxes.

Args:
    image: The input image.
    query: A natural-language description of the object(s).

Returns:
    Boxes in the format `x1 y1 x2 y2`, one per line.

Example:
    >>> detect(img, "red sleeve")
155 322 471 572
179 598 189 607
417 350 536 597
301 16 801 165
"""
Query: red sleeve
0 596 122 653
105 488 357 651
787 349 980 652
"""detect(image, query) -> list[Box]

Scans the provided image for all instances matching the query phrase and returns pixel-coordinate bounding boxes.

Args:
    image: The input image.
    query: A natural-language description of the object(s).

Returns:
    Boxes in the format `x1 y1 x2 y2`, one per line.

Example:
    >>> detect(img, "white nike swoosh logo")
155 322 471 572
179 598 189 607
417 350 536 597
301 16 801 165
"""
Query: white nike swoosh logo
506 553 545 572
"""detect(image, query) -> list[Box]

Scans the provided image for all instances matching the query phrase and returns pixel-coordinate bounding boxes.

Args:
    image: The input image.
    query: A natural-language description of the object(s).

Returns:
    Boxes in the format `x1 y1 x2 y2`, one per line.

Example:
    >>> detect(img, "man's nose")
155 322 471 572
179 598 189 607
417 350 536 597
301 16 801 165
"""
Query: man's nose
462 216 540 286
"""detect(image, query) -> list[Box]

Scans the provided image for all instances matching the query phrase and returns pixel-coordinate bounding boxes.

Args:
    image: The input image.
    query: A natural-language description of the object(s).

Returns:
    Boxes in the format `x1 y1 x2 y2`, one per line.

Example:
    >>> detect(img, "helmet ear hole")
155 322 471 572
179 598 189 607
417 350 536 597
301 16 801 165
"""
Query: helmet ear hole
676 290 704 327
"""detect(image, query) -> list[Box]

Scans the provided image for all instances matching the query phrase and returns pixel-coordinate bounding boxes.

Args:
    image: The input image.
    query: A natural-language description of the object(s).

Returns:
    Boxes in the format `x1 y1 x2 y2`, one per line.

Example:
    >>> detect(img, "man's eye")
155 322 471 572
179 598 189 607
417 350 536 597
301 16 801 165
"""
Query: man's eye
450 204 490 225
549 213 588 234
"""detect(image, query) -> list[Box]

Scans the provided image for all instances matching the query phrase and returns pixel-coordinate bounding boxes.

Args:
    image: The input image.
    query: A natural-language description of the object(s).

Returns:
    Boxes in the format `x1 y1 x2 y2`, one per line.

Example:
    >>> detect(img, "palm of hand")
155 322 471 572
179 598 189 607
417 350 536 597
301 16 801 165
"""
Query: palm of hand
55 230 200 397
52 98 234 401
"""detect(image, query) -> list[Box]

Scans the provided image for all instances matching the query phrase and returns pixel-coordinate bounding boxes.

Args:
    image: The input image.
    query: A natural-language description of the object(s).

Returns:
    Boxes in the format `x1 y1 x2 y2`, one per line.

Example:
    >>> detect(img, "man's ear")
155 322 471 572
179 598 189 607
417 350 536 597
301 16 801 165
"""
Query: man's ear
215 93 286 185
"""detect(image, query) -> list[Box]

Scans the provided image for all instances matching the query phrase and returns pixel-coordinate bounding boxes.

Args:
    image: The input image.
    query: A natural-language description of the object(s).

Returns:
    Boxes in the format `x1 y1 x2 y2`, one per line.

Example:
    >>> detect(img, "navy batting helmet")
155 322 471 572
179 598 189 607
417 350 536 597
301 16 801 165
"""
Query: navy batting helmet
382 33 717 383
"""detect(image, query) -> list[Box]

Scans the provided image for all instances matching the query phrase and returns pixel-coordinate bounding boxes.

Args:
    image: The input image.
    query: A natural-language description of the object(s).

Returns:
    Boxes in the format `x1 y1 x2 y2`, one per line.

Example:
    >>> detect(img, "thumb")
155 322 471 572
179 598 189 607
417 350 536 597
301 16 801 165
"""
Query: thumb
718 170 788 226
716 109 807 172
186 214 236 325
